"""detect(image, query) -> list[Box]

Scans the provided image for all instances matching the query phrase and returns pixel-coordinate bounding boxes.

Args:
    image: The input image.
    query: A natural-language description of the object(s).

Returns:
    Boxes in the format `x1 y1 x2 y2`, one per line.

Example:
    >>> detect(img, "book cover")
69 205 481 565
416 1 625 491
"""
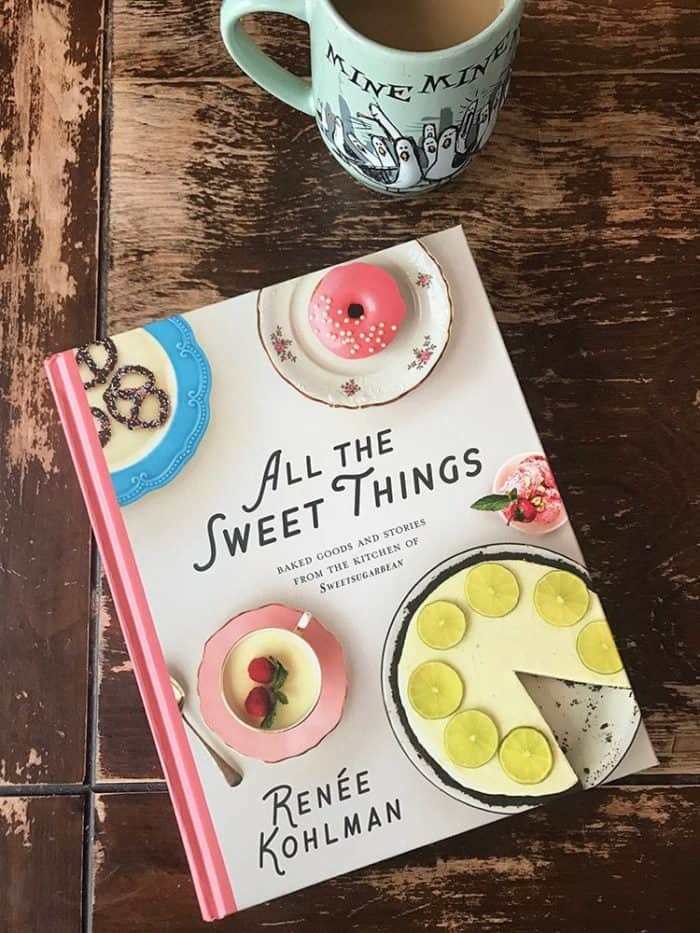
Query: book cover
45 226 656 920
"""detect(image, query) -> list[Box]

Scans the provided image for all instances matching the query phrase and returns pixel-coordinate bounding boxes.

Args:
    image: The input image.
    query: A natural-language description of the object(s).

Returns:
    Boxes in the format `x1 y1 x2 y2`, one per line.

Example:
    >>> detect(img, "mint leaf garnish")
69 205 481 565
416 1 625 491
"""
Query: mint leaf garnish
257 657 290 727
272 660 288 691
261 704 276 730
470 494 513 511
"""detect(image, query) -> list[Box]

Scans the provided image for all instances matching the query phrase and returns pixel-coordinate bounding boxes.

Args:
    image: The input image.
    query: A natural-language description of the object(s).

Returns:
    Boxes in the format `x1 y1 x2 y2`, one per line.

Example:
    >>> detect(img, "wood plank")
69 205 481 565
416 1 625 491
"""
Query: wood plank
98 563 700 780
96 69 699 779
0 0 104 784
0 795 84 932
106 74 697 327
97 629 698 781
92 786 699 930
111 0 700 79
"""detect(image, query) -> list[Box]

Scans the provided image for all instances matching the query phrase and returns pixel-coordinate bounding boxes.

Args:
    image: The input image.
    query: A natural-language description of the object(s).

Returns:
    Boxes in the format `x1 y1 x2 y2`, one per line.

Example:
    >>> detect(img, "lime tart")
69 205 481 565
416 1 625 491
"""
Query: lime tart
385 546 635 810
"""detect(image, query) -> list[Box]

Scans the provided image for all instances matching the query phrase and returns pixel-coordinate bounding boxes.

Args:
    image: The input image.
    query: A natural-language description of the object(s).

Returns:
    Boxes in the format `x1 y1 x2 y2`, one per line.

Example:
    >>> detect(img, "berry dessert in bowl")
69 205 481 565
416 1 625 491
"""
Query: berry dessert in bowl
224 623 322 731
198 604 346 762
470 452 568 535
257 239 452 408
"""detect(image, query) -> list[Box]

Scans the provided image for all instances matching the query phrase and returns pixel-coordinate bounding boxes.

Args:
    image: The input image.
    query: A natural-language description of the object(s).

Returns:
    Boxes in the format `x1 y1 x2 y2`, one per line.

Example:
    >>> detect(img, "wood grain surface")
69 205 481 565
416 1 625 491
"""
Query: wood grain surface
0 795 85 930
92 786 699 933
106 74 698 328
1 0 698 930
110 0 699 77
0 0 103 788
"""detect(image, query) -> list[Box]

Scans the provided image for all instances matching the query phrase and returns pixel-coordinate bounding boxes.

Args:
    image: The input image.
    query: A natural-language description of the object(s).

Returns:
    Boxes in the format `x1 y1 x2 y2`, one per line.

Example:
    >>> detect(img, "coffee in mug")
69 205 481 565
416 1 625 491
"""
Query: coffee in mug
332 0 504 53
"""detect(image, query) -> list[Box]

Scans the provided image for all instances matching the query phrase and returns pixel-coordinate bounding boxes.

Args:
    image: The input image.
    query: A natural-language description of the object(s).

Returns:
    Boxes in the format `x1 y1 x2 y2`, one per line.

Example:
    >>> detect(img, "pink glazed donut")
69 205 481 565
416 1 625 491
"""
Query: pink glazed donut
308 262 406 360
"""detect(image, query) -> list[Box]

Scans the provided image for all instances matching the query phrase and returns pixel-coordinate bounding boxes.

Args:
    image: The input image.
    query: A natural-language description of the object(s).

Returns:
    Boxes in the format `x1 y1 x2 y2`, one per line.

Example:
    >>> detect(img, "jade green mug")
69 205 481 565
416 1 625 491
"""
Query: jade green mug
220 0 524 195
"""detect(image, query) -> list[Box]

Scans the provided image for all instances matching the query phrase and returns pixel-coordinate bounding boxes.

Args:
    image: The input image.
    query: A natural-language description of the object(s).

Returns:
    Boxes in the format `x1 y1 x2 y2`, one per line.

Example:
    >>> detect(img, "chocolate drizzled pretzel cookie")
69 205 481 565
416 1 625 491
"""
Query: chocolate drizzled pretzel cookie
76 338 118 389
103 364 170 431
90 406 112 448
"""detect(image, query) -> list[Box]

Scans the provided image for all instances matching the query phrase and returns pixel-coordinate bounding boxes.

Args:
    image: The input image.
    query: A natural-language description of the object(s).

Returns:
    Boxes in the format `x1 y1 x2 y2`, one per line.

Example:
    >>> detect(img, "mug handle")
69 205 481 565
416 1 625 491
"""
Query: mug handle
220 0 314 116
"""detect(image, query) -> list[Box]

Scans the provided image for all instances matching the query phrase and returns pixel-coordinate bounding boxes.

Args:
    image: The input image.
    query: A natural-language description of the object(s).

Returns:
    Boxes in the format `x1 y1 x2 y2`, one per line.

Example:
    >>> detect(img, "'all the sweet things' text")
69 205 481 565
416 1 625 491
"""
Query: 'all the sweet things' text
192 428 482 573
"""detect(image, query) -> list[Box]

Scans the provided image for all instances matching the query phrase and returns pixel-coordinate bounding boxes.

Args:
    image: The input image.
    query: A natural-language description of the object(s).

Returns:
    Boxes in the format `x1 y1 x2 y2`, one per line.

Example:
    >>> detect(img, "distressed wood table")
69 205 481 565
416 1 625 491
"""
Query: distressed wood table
1 1 698 930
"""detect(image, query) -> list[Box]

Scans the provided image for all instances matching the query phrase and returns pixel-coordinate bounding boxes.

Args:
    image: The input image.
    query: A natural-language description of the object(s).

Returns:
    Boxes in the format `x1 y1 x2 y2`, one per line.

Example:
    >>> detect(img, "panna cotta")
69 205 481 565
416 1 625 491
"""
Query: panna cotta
222 627 321 731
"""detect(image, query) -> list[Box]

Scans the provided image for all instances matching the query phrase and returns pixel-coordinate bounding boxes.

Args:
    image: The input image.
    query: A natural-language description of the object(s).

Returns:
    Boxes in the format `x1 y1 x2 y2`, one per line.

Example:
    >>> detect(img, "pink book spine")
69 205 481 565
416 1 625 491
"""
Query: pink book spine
45 349 237 922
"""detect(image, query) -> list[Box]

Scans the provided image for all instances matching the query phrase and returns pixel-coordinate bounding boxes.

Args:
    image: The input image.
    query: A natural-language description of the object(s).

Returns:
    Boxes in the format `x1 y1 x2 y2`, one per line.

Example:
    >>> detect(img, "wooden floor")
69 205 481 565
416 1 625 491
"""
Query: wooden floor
1 1 698 930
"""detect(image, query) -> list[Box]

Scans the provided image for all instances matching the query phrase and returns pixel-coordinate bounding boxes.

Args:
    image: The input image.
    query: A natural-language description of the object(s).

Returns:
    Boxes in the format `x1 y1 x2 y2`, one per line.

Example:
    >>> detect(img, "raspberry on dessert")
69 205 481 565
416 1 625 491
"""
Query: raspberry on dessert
504 497 538 524
248 656 275 684
244 686 271 719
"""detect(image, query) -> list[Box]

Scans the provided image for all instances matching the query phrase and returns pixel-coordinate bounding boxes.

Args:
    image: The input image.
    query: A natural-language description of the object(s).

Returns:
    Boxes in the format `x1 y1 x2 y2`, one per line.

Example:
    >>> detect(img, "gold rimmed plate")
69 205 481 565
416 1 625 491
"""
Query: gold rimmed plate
257 240 453 408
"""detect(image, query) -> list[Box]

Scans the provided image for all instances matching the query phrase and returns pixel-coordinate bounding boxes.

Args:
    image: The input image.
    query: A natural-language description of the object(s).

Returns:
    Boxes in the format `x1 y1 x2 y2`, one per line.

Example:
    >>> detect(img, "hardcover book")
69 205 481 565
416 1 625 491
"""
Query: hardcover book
45 226 656 920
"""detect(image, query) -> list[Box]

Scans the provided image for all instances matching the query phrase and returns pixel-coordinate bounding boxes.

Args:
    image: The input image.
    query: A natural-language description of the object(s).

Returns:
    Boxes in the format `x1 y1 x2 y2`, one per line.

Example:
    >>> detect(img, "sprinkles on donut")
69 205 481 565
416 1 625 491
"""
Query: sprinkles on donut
308 262 406 360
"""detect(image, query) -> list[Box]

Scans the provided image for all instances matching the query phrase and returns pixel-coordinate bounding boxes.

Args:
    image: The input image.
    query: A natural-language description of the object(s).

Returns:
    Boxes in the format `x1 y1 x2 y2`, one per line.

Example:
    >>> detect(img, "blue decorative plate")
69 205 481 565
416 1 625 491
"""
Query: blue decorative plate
111 316 211 506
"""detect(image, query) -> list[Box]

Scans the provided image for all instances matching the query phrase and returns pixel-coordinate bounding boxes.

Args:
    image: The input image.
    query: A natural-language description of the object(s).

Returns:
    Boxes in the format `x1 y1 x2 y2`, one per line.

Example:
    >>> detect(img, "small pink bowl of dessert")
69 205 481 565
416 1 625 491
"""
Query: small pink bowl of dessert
197 604 347 763
491 451 569 536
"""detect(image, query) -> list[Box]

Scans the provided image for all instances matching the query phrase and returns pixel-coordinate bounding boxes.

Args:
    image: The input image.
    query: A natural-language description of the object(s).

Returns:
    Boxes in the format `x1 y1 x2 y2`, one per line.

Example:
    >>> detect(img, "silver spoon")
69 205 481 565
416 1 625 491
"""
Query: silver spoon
170 675 242 787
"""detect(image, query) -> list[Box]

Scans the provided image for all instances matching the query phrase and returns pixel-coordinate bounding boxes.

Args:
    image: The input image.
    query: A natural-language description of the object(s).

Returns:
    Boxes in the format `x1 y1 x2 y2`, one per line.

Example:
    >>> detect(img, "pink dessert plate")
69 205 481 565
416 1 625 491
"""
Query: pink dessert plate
493 451 569 536
197 604 347 763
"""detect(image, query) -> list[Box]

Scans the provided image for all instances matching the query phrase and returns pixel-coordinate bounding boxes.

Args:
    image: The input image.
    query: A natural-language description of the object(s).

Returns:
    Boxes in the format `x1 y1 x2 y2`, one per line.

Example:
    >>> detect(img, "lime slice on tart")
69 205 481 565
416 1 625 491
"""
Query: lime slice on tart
499 727 553 784
407 661 464 719
534 570 589 627
577 619 623 674
465 563 520 617
417 600 467 649
444 709 499 768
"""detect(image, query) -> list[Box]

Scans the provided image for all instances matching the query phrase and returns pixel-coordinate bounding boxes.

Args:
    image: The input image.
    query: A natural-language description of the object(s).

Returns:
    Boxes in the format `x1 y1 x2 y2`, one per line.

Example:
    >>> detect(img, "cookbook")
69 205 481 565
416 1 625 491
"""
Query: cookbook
45 226 656 920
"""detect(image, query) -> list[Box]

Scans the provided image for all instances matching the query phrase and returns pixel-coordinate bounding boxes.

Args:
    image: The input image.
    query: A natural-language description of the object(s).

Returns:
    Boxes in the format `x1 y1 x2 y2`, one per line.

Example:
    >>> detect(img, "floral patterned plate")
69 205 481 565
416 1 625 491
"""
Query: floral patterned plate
257 240 453 408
